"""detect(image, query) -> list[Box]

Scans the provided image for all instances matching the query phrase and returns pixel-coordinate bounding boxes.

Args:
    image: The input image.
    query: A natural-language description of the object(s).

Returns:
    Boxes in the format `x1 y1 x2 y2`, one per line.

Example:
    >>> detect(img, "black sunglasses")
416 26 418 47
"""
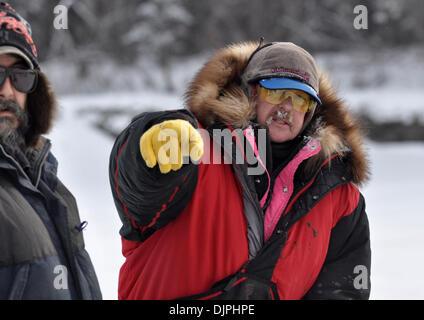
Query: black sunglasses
0 66 38 94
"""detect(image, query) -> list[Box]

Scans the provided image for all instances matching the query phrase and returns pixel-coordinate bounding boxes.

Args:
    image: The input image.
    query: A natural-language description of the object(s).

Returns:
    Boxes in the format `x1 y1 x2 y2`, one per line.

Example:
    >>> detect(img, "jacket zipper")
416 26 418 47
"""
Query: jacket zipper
34 140 51 187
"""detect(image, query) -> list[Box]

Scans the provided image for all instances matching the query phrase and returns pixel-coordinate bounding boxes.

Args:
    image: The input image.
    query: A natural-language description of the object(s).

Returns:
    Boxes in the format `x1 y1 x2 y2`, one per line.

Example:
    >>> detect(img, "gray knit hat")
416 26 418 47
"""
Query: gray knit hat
241 42 321 104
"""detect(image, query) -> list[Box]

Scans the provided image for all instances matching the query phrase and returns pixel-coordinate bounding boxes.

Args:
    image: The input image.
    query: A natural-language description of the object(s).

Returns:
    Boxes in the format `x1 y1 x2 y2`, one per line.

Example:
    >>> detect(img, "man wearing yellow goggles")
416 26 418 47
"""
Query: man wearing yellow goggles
241 41 322 143
110 41 371 302
254 79 319 143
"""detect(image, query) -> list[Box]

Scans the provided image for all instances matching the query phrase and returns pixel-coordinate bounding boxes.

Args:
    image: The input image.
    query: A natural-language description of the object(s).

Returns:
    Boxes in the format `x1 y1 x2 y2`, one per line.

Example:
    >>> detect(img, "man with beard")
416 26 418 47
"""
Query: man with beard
110 41 371 300
0 3 101 299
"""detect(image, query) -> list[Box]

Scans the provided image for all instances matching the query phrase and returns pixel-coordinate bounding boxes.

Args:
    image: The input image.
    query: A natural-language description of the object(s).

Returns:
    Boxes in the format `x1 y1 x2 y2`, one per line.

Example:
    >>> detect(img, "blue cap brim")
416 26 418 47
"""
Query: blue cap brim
259 78 322 105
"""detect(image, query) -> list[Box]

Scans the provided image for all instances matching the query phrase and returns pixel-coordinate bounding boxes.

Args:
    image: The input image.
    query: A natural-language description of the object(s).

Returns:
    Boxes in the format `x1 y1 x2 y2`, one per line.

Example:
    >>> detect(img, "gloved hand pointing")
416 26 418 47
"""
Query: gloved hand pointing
139 119 204 174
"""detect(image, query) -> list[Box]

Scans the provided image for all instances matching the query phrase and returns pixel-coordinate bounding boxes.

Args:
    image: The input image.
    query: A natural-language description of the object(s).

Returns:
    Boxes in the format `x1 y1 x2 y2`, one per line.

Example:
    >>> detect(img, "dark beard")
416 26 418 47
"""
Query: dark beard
0 99 29 165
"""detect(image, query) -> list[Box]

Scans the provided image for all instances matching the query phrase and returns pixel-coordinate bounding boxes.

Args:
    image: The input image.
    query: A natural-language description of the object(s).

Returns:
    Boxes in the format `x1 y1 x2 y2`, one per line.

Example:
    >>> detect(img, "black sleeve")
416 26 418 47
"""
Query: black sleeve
303 193 371 300
109 109 199 242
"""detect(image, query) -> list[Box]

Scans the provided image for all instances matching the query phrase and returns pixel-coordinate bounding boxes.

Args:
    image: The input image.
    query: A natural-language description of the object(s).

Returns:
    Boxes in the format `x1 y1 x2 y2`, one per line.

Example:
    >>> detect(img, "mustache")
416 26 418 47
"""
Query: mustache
0 99 23 113
0 99 29 132
265 108 293 126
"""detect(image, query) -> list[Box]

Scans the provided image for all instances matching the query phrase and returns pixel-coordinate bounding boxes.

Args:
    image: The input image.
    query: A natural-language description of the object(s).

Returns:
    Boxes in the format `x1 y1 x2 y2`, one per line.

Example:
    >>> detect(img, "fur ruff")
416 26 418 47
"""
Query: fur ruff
25 70 57 148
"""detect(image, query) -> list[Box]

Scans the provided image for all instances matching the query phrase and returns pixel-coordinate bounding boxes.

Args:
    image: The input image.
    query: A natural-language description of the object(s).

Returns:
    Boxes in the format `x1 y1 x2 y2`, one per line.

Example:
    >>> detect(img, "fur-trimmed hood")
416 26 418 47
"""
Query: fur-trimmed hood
25 70 57 148
184 41 369 185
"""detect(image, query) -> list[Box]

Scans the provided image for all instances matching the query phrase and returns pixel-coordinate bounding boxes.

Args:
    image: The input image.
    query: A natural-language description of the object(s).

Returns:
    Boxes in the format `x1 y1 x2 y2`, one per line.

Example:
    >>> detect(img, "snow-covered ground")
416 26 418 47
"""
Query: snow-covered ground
363 141 424 299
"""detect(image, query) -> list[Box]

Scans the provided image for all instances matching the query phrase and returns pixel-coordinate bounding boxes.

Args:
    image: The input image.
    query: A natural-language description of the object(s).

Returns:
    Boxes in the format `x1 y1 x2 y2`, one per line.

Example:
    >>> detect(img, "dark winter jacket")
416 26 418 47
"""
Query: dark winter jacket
0 70 101 300
109 42 371 300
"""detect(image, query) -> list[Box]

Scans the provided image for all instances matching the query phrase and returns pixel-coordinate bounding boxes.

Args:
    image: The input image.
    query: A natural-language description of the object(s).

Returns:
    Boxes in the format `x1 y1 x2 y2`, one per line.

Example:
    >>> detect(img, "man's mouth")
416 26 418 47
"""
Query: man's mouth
0 100 26 130
0 110 17 118
265 109 292 127
0 105 18 120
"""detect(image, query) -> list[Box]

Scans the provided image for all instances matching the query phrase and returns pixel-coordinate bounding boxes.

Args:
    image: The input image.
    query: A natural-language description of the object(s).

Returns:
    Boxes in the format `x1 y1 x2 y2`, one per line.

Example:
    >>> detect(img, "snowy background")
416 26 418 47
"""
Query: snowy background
43 46 424 300
8 0 422 300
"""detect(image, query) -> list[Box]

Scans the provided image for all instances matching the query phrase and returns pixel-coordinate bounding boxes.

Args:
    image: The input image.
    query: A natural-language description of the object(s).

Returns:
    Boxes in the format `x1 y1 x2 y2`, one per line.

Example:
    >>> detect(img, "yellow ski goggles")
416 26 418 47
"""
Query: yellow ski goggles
257 85 313 113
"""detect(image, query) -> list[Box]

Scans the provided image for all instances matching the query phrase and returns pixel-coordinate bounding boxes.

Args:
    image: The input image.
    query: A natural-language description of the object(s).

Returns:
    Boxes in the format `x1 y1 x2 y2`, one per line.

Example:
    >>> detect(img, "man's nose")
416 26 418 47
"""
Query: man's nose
278 96 293 110
0 76 15 100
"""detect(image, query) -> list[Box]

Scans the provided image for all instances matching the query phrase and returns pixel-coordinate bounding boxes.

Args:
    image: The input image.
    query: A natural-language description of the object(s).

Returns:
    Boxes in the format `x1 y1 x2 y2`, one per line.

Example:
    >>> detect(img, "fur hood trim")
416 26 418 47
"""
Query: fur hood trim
25 70 57 148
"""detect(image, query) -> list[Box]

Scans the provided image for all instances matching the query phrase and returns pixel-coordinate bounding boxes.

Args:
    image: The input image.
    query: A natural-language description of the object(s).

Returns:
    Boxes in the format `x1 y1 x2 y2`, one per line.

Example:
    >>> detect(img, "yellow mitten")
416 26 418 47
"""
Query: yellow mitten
139 119 204 174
